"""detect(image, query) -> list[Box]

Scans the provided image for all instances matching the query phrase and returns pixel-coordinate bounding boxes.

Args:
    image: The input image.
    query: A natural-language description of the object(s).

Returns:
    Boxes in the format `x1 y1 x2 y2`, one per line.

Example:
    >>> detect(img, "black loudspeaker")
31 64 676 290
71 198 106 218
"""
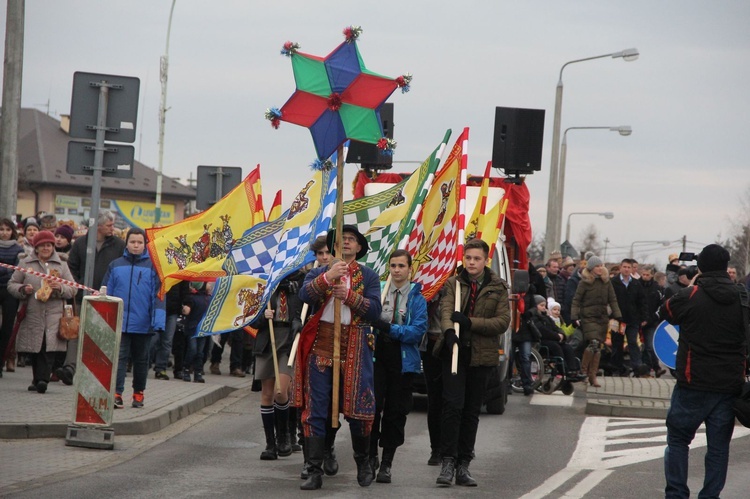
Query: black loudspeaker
345 103 394 169
491 107 545 175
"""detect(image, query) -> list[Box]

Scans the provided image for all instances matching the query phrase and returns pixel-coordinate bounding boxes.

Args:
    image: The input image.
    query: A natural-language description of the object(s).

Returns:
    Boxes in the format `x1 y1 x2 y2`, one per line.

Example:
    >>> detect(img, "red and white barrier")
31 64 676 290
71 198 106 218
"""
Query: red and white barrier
66 292 123 449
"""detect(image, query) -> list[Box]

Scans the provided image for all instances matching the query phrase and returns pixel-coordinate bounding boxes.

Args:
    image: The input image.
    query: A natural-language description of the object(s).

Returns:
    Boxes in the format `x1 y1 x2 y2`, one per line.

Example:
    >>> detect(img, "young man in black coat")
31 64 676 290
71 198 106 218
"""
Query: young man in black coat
610 258 647 376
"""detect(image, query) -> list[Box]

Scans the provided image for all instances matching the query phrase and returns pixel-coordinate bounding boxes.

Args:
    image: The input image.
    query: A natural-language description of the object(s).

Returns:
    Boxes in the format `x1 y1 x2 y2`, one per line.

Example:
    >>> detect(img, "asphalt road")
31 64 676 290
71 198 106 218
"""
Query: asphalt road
8 387 750 498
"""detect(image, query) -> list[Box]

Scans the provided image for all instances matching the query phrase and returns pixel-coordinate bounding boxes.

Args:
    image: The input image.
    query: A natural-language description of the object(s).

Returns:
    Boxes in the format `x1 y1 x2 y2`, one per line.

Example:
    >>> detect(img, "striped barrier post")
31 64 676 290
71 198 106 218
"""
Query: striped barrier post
65 290 123 449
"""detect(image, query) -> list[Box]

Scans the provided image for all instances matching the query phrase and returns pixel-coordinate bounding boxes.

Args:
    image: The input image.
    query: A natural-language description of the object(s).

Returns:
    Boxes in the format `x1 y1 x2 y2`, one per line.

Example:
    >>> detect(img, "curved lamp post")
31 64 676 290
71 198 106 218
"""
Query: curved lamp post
543 48 639 257
557 126 631 224
155 0 177 224
565 211 614 243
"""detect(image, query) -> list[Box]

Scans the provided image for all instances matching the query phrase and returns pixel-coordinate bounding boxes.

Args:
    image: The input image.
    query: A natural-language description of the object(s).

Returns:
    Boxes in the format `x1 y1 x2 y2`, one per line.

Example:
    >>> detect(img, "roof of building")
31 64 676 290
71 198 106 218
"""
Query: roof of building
14 108 195 199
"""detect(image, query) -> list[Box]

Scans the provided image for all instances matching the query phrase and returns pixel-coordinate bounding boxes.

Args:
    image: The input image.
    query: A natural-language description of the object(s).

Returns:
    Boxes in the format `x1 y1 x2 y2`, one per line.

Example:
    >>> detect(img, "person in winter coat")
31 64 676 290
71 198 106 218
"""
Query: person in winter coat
7 230 77 393
103 228 165 409
570 256 622 387
659 244 747 498
434 238 510 487
639 265 666 377
369 249 428 484
0 218 24 376
53 225 74 255
182 281 214 383
251 272 303 461
57 210 126 386
19 217 39 256
529 296 578 376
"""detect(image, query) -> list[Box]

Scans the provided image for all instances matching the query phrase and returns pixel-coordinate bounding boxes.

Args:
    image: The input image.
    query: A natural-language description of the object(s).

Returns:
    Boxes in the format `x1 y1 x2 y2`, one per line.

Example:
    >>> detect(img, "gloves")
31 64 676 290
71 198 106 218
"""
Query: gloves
451 311 472 332
291 319 303 336
444 329 458 350
373 319 391 334
571 320 581 328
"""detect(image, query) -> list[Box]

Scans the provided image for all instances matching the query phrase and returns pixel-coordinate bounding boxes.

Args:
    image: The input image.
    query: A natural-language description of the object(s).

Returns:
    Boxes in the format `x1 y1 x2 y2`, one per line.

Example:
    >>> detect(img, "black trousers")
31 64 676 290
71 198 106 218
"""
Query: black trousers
0 288 18 363
439 344 491 463
372 338 414 451
30 334 55 384
421 337 443 454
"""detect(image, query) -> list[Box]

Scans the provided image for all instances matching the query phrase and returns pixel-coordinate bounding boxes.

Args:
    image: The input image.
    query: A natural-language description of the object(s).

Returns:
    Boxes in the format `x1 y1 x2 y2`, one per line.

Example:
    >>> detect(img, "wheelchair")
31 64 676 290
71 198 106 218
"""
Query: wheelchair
535 343 586 395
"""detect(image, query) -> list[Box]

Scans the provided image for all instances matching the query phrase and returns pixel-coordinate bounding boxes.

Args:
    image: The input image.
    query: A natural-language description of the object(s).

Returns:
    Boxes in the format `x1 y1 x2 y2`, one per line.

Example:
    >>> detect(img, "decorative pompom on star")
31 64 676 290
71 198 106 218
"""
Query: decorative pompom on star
264 107 282 129
377 137 397 156
343 25 363 43
280 41 300 57
310 158 335 171
396 73 413 93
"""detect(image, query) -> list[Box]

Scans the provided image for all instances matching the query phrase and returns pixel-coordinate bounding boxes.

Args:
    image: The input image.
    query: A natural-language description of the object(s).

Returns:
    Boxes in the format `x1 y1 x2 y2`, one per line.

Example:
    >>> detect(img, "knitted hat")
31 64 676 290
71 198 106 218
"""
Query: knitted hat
547 298 561 310
533 295 546 306
24 217 40 230
697 244 730 273
586 255 603 270
32 230 56 248
55 224 75 243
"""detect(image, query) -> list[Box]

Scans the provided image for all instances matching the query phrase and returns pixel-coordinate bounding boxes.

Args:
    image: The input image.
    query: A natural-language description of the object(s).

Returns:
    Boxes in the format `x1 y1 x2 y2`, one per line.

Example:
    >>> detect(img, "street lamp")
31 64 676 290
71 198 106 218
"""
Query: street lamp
565 211 614 243
543 48 639 257
155 0 177 224
557 126 631 225
629 240 670 259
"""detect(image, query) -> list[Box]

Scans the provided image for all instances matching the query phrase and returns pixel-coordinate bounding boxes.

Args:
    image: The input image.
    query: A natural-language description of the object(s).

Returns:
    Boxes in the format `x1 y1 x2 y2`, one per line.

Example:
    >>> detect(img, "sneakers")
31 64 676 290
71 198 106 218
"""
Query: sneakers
455 462 477 486
194 372 205 383
114 394 124 409
436 457 455 487
183 371 192 382
155 371 170 380
132 391 144 408
210 362 221 375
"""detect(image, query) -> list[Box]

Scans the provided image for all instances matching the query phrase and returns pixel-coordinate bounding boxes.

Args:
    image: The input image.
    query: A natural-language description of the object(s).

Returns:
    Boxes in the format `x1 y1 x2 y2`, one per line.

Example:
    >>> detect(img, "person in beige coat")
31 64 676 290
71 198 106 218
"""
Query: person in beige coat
570 256 622 387
7 230 77 393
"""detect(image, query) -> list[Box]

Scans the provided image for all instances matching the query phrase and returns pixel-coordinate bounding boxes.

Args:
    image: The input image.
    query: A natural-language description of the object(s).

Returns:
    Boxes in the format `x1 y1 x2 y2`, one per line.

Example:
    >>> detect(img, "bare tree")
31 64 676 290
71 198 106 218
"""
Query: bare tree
578 224 603 257
528 233 545 266
723 184 750 276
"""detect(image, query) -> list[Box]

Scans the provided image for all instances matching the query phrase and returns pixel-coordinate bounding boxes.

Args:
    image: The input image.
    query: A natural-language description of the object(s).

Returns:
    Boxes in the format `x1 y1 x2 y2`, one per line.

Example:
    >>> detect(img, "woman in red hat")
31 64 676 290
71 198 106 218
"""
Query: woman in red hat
7 231 77 393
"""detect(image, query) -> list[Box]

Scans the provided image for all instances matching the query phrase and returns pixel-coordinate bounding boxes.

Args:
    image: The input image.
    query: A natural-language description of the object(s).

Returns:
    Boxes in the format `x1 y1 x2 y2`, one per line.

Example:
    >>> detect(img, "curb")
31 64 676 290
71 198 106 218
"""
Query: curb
0 385 236 440
585 397 670 419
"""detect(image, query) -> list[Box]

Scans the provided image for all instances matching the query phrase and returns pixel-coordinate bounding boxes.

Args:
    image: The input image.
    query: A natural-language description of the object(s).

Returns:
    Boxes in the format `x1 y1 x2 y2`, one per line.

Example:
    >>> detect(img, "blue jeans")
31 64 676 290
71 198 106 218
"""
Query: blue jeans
665 384 736 499
610 324 642 372
641 325 660 370
184 332 208 373
152 314 178 372
517 341 533 389
116 333 152 394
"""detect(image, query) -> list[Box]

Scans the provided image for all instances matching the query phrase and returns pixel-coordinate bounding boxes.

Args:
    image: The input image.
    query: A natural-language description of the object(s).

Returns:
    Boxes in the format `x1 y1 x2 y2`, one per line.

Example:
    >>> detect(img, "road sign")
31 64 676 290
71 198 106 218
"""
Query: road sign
66 140 135 178
69 72 140 143
654 320 679 370
66 293 123 450
196 165 243 210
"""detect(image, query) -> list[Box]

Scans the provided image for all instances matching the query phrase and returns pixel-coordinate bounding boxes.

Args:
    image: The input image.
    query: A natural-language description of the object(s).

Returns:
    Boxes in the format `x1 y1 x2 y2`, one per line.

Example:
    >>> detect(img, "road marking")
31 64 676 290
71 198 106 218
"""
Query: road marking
530 392 575 407
520 416 750 498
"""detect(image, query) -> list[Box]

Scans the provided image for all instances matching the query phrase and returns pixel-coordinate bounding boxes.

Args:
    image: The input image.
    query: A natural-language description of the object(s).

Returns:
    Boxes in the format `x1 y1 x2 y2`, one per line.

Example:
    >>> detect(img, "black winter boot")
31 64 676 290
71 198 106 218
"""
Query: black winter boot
436 457 455 487
351 435 374 487
274 402 292 457
288 407 302 452
322 428 339 476
455 460 477 486
260 405 277 460
376 447 395 483
300 437 324 490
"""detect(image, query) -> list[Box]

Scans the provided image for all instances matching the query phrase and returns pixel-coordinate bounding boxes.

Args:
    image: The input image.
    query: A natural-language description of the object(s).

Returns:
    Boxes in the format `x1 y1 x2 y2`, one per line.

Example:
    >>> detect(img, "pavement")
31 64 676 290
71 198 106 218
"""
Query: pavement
0 362 254 440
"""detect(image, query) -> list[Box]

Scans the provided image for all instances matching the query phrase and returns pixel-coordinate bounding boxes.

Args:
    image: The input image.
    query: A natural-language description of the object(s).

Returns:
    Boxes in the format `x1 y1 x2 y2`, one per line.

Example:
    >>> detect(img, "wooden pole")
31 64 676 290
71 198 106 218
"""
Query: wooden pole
287 261 318 368
331 145 345 429
267 305 281 394
451 281 461 374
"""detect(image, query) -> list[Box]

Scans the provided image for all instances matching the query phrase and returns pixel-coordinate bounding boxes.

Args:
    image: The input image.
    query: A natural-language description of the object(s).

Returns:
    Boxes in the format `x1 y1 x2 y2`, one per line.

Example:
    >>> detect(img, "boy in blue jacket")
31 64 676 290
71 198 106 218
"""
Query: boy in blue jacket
370 249 428 484
104 228 165 409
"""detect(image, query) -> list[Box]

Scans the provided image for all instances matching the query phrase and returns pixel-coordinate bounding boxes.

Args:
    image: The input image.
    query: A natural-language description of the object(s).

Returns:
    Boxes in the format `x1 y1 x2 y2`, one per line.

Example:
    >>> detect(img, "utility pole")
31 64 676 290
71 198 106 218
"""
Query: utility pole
603 237 610 262
682 235 687 253
0 1 25 221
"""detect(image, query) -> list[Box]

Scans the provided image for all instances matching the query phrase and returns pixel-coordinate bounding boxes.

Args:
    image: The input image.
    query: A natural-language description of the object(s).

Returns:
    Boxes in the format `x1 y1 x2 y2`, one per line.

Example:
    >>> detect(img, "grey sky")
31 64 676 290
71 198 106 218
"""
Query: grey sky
4 0 749 266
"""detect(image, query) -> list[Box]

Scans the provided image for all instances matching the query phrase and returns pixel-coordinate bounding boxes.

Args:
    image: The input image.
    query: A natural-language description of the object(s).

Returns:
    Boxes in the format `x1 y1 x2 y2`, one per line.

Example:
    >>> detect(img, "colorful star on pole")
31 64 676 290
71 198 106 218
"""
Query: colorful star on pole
266 26 411 162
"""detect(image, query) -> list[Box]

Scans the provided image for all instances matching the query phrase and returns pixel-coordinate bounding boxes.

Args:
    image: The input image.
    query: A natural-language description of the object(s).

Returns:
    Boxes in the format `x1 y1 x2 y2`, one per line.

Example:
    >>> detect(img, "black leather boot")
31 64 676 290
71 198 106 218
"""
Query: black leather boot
322 428 339 476
376 447 395 483
300 440 311 479
455 460 477 486
275 409 292 457
300 437 324 490
436 457 455 487
351 435 374 487
260 424 277 460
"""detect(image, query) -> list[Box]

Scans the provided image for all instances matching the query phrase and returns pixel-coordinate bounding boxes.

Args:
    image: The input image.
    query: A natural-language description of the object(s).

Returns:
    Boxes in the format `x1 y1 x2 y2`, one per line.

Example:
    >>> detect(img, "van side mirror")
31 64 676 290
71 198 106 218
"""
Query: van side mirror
512 270 529 294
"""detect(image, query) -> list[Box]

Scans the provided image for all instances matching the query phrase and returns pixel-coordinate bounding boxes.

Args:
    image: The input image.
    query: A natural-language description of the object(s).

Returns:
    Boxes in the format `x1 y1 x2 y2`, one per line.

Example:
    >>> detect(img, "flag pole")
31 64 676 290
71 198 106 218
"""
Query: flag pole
451 128 469 375
331 144 345 429
287 262 318 368
267 305 282 394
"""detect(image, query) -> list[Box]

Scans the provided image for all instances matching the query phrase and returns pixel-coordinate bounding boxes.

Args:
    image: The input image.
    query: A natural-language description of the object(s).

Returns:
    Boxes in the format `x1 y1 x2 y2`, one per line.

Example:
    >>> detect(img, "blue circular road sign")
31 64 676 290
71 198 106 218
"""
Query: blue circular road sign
654 320 680 370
